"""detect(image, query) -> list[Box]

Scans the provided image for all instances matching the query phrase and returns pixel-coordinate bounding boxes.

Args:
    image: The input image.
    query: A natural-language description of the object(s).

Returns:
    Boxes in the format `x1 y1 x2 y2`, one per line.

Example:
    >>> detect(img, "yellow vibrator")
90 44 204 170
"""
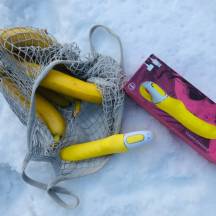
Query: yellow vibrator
139 81 216 139
60 131 153 161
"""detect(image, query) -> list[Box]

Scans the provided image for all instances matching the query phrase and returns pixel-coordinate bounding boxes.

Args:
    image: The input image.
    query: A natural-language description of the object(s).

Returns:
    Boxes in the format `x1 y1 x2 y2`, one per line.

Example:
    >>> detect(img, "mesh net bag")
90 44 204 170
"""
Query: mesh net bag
0 25 125 208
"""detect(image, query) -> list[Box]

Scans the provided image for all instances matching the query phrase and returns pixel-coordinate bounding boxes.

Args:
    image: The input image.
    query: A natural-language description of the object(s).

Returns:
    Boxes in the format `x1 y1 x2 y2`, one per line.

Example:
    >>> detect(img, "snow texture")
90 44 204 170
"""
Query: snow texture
0 0 216 215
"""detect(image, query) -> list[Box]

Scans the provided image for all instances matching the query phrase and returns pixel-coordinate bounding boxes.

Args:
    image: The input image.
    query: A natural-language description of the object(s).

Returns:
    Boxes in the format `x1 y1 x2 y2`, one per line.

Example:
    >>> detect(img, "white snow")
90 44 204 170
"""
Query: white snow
1 0 216 215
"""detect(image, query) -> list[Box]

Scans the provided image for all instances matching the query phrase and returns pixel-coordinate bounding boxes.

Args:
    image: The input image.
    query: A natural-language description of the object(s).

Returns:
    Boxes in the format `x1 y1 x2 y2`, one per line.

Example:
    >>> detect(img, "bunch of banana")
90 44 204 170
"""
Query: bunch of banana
0 27 103 104
0 27 153 162
2 78 65 143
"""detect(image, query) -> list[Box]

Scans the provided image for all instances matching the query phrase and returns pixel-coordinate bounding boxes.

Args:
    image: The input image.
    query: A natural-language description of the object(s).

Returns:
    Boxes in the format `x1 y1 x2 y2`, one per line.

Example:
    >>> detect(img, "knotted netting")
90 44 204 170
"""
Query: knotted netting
0 25 125 208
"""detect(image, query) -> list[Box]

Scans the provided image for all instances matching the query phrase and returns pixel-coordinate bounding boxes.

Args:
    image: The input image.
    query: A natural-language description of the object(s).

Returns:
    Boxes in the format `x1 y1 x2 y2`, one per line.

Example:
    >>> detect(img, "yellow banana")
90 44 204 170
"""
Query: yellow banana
35 94 66 142
0 27 54 50
40 67 102 104
37 87 71 108
140 81 216 139
27 63 102 104
2 78 65 142
60 131 153 161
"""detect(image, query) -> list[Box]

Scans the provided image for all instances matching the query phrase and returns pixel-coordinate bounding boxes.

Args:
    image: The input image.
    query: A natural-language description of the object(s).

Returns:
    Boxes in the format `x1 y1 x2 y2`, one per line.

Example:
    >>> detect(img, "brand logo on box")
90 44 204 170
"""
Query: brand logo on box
128 82 136 91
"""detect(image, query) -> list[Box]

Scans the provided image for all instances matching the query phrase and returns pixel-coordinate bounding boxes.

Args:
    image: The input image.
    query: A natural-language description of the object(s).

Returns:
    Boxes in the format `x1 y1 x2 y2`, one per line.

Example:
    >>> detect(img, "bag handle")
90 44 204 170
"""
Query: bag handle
23 61 81 208
89 25 124 67
22 154 79 208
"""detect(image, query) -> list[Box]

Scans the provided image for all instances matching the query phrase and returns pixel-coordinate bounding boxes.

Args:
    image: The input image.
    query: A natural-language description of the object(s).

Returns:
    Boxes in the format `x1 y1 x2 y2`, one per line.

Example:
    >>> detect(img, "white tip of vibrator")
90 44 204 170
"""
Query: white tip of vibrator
123 130 153 150
141 81 168 104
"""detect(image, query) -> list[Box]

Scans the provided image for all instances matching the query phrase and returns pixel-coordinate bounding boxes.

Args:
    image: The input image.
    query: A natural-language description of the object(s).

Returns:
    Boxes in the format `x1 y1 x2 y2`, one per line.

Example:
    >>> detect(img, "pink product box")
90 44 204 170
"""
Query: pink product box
124 54 216 163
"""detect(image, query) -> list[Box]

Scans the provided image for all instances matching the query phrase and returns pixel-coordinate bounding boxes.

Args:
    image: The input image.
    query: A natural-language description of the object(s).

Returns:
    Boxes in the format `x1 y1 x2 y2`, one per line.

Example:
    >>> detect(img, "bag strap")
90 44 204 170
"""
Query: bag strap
47 177 80 208
22 155 79 208
22 155 47 190
89 24 124 67
22 60 80 208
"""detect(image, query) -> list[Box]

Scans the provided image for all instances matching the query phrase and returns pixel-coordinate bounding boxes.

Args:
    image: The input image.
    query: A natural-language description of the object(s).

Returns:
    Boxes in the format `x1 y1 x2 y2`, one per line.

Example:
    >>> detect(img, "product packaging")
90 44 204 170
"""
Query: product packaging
124 54 216 162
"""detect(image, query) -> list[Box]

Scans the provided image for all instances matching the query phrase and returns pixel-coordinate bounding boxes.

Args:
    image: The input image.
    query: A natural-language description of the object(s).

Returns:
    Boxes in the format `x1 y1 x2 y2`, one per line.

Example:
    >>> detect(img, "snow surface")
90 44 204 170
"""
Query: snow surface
1 0 216 215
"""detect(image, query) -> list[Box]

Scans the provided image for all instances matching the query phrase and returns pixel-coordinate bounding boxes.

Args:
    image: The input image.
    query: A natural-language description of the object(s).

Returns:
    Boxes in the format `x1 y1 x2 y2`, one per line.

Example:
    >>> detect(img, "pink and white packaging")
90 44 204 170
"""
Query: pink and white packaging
124 54 216 163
